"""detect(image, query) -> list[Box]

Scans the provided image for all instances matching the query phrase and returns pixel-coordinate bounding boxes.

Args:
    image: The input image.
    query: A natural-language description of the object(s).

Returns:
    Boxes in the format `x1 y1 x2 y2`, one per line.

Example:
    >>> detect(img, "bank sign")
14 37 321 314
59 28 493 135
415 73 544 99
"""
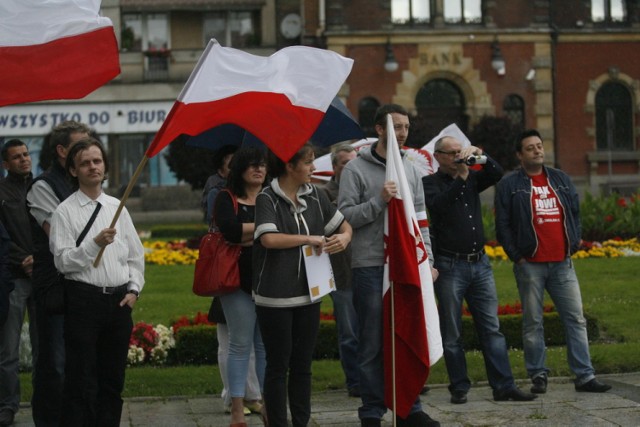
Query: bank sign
0 102 173 136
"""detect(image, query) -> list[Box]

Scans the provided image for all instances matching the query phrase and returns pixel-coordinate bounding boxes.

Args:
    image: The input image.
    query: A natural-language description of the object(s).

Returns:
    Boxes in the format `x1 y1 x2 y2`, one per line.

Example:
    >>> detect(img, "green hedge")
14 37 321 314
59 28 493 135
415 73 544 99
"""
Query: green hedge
170 312 599 365
148 223 208 239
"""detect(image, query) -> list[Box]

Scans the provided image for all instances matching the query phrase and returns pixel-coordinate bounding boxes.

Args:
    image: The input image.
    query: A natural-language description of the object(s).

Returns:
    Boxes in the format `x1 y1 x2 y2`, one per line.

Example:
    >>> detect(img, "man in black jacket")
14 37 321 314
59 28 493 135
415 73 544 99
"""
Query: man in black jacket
0 139 37 427
495 129 611 395
423 135 535 405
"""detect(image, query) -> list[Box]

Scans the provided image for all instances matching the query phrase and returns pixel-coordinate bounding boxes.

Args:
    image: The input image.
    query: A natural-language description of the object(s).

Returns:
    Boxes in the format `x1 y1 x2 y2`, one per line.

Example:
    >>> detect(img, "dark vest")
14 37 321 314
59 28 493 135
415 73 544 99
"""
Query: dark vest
28 162 73 296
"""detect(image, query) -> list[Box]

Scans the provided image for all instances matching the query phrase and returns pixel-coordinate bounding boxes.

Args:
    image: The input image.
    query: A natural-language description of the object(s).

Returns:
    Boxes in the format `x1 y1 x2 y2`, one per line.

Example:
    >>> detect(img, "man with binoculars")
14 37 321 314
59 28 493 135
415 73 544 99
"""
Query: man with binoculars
422 136 536 405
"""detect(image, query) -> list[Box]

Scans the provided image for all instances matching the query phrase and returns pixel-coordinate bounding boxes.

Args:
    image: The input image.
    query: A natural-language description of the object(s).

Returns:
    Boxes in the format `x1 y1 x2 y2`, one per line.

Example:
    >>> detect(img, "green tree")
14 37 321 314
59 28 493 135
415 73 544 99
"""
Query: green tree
164 135 216 189
469 115 521 171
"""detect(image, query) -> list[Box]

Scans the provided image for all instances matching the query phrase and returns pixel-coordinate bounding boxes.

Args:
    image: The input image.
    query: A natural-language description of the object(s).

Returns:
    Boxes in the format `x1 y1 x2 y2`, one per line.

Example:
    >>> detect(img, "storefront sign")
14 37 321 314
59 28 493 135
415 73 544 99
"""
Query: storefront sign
0 102 173 136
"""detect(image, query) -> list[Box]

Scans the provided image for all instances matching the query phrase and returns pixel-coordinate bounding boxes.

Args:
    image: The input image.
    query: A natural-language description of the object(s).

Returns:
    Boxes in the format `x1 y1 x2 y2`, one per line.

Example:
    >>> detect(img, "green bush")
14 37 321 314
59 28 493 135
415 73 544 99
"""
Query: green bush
173 324 218 365
171 313 599 365
461 312 600 350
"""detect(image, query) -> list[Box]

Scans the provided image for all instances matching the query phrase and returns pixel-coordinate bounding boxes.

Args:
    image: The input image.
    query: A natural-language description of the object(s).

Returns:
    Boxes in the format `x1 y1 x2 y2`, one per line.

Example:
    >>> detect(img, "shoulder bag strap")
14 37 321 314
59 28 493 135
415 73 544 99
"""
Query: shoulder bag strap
76 202 102 247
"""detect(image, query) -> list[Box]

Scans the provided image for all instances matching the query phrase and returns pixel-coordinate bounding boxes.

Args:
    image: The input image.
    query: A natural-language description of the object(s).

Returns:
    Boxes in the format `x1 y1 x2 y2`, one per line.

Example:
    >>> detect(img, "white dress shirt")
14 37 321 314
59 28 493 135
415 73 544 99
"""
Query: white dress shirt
50 190 144 292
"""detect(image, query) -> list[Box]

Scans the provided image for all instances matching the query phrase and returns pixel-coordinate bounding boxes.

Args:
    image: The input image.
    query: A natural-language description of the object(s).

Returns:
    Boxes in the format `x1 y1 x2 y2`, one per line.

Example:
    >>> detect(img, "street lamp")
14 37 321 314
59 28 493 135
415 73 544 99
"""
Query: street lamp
491 40 506 76
384 40 399 72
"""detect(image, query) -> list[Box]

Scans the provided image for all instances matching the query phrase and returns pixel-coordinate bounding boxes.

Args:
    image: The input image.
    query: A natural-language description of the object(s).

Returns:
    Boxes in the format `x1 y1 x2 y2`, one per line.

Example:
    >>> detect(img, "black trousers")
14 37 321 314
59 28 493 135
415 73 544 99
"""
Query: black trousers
60 283 132 427
256 303 320 427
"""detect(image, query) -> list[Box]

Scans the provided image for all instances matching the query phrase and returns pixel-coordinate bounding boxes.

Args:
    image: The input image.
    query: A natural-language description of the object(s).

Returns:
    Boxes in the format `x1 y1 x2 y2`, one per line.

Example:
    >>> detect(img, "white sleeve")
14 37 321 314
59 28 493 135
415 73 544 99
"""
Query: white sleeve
27 180 60 227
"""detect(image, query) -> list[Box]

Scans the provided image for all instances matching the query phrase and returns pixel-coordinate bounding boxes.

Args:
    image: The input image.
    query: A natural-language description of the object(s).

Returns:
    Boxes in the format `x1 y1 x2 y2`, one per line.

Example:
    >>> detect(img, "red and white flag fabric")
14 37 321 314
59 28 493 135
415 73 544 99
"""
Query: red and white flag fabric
383 114 442 418
0 0 120 107
145 39 354 161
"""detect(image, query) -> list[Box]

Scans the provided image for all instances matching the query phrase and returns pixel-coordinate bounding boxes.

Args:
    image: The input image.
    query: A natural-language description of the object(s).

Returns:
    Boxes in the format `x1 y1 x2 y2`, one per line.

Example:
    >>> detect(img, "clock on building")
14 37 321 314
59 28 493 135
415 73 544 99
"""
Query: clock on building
280 13 302 39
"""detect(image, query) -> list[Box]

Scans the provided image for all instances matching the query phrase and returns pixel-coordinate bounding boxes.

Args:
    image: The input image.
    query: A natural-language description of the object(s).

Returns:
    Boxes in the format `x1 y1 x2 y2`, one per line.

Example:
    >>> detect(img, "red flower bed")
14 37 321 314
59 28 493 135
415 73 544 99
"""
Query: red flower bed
171 311 212 334
463 302 554 316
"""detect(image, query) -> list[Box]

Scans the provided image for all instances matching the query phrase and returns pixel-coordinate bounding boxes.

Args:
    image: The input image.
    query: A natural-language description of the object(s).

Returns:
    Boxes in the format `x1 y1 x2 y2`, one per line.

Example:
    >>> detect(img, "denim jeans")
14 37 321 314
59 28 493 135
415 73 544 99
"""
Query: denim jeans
217 323 263 407
352 267 422 420
433 254 515 393
329 289 359 390
220 290 265 399
0 278 38 414
32 300 65 427
61 283 132 427
256 303 320 427
514 259 595 385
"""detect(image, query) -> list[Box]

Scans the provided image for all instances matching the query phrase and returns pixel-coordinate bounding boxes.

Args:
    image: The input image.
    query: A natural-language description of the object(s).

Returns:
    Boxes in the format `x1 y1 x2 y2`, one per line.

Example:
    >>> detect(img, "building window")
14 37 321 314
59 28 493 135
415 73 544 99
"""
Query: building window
592 0 627 24
595 82 634 151
503 94 525 129
391 0 431 25
122 13 170 80
204 11 260 48
444 0 482 24
358 97 380 137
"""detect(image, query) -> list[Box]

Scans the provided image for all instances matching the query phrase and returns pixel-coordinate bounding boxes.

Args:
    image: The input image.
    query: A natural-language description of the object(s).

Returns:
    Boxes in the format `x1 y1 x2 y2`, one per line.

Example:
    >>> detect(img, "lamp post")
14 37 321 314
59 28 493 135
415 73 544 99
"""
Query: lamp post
384 40 399 72
491 40 506 76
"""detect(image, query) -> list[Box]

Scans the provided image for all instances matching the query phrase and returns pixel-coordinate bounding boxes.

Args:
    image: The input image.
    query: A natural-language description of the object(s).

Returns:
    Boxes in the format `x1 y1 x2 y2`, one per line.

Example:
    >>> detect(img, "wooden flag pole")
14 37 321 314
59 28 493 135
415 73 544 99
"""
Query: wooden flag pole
93 155 149 268
391 280 397 427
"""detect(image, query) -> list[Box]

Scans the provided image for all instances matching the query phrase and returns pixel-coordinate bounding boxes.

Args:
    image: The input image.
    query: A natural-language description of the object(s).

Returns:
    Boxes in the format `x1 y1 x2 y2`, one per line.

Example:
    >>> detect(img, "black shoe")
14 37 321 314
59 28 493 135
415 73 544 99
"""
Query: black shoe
575 378 612 393
396 411 440 427
361 418 381 427
450 390 468 404
0 408 14 427
493 387 538 401
348 386 361 397
531 375 547 394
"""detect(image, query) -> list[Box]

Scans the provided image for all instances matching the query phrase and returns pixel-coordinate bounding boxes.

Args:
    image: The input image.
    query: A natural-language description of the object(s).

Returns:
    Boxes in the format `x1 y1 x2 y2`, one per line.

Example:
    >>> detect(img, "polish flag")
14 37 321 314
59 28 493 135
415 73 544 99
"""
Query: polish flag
0 0 120 107
383 114 442 418
145 39 354 161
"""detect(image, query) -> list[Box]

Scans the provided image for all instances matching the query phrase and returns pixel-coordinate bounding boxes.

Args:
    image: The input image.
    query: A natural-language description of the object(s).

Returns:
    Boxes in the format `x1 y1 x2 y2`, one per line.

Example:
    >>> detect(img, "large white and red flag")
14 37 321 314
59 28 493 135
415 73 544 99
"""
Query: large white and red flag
145 39 354 161
383 114 442 418
0 0 120 107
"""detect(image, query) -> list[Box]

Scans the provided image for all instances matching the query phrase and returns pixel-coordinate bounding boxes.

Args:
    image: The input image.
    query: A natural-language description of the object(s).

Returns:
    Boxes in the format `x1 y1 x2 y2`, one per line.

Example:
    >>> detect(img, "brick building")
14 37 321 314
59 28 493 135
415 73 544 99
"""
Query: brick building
0 0 638 197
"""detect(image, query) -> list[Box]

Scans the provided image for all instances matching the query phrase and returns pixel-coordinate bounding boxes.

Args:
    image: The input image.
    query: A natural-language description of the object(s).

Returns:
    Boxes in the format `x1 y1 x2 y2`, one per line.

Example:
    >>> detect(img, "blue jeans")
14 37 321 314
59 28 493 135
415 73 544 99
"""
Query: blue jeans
514 259 595 385
352 267 422 420
329 289 359 390
0 278 38 414
32 300 65 427
433 254 515 393
220 290 265 398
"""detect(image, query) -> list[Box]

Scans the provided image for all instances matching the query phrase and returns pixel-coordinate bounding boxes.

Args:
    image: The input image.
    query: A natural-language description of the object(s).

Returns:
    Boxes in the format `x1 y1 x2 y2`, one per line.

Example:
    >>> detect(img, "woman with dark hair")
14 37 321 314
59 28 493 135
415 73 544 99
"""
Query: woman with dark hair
214 147 267 427
254 144 352 427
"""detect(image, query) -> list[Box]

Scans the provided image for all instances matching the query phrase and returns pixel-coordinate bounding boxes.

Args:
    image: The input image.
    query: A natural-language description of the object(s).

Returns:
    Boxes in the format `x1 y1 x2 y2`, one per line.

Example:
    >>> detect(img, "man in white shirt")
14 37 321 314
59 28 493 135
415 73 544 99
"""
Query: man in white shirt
49 138 144 427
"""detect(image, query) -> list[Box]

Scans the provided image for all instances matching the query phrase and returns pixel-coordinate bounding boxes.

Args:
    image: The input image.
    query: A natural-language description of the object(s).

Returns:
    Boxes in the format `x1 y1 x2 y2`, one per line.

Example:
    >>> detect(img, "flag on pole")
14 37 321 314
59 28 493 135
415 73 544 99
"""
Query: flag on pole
0 0 120 107
383 114 442 418
144 39 354 161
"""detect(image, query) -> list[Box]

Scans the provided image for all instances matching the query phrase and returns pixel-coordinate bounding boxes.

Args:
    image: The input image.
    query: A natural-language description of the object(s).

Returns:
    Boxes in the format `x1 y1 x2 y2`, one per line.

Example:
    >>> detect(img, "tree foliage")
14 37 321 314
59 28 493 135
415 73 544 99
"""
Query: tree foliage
164 135 216 190
469 115 521 171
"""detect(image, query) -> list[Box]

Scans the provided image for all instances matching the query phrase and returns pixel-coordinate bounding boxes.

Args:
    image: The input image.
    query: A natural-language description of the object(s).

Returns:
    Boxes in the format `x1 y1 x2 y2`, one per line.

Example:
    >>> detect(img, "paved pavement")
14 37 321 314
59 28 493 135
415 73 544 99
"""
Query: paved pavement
12 373 640 426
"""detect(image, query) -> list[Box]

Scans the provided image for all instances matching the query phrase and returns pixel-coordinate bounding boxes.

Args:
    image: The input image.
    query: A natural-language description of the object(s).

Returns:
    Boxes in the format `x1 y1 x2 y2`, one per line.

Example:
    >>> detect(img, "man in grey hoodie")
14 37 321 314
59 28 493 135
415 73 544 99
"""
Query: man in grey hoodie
338 104 439 427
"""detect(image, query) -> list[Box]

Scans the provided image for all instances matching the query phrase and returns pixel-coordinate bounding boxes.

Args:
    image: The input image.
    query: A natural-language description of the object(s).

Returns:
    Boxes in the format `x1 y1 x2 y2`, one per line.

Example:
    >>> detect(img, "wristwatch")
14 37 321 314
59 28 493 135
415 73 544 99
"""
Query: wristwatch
127 289 140 299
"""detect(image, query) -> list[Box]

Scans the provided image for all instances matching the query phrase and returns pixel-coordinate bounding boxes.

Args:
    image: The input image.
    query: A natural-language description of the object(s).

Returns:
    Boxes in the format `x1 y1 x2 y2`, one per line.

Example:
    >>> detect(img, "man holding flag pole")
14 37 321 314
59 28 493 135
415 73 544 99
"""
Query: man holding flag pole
339 104 442 427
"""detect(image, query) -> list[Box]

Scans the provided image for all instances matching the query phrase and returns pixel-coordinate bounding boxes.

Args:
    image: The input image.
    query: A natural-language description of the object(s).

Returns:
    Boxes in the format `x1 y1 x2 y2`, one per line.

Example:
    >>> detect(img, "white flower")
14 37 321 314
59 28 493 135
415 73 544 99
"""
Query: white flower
127 345 145 366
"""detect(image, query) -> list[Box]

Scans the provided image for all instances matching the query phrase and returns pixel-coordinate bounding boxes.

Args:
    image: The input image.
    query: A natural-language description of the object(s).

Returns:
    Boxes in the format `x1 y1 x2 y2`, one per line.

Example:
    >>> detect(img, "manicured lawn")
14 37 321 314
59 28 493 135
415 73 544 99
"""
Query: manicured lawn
19 257 640 400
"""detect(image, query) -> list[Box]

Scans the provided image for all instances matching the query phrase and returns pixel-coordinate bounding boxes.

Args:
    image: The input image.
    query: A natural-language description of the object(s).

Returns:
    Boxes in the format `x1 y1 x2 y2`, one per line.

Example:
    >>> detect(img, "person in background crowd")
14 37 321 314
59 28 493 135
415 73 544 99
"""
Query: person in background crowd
254 144 352 427
495 129 611 395
50 138 144 426
423 136 536 404
215 147 268 427
202 145 238 223
338 104 439 427
0 221 12 329
0 139 37 427
320 142 360 398
27 120 91 426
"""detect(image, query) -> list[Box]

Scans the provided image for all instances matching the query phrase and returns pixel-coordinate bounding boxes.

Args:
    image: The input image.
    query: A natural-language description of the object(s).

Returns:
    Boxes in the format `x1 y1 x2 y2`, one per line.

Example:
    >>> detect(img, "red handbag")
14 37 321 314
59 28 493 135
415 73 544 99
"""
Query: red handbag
192 190 241 297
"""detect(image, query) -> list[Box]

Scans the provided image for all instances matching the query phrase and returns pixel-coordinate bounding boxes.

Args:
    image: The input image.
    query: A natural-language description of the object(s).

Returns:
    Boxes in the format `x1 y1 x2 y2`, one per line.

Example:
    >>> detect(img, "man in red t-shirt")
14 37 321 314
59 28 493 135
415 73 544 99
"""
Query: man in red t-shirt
495 129 611 395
